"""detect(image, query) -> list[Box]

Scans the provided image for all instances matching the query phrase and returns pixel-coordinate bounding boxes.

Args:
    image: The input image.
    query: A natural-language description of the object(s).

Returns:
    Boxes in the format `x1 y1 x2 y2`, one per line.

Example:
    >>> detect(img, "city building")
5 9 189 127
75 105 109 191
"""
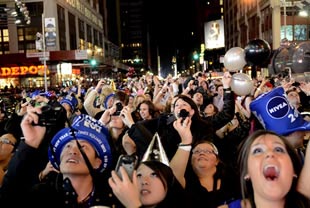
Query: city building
224 0 310 53
0 0 127 90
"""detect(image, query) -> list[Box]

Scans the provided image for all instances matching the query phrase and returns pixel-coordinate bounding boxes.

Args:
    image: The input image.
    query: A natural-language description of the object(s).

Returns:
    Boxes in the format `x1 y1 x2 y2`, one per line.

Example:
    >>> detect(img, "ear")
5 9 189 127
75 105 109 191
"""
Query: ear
189 108 195 117
94 158 102 170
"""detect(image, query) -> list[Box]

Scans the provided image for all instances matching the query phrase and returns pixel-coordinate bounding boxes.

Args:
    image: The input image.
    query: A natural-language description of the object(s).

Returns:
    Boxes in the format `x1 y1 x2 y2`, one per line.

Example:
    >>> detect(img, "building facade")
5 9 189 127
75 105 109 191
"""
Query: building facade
0 0 125 90
224 0 310 50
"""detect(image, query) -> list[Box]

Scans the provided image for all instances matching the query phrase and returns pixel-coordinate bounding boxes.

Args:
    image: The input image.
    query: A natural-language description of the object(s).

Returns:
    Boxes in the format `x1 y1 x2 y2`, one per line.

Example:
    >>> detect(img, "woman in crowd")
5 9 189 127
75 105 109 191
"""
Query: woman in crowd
109 160 190 208
99 91 131 167
238 130 310 208
0 133 19 186
170 116 241 208
131 94 148 122
136 100 160 121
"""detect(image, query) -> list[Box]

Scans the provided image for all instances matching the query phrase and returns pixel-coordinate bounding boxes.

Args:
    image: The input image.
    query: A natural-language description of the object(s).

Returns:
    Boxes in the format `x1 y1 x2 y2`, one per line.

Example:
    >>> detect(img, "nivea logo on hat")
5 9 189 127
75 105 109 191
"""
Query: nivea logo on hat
250 87 310 136
48 114 112 172
267 96 289 119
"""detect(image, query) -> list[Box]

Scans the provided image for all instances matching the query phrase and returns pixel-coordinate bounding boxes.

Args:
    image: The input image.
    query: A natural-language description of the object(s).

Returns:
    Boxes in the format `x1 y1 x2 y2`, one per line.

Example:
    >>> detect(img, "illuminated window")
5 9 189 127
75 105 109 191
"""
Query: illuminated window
3 29 8 42
79 39 85 49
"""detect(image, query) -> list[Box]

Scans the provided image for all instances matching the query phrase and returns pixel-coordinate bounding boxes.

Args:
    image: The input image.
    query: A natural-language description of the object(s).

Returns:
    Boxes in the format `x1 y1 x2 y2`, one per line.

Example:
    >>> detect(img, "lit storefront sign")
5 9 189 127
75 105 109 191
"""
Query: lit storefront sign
0 65 47 77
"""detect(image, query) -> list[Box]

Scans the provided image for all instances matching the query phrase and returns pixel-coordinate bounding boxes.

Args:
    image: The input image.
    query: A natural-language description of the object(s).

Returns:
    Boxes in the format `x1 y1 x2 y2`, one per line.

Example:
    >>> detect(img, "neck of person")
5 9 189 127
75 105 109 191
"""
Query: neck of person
110 127 125 141
196 166 218 188
253 193 285 208
64 174 94 202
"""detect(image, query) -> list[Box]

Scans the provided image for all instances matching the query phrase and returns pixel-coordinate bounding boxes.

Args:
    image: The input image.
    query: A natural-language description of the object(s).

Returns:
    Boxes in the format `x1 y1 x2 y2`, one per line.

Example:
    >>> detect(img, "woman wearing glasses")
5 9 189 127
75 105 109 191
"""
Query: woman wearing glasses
170 116 241 208
0 133 18 186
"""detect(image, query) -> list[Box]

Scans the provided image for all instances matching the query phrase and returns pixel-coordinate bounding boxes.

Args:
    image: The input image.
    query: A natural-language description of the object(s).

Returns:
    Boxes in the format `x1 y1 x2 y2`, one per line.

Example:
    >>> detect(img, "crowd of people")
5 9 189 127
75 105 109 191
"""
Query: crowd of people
0 70 309 207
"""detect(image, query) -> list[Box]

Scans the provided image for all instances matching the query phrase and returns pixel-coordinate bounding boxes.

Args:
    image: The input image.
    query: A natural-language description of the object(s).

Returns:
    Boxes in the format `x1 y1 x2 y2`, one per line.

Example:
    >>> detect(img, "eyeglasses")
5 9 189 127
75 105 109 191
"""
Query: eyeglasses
0 138 15 146
192 149 217 155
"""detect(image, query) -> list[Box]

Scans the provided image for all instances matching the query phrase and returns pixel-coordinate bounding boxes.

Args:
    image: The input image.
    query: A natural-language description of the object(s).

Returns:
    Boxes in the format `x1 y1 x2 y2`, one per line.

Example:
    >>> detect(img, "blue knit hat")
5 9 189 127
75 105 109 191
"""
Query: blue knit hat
48 114 112 172
250 87 310 136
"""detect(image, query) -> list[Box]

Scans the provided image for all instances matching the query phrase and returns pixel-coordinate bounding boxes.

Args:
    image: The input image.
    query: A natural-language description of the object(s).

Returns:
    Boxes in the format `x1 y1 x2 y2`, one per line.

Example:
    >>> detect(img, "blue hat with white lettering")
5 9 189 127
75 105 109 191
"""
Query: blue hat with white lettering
59 94 78 112
48 114 112 172
250 87 310 136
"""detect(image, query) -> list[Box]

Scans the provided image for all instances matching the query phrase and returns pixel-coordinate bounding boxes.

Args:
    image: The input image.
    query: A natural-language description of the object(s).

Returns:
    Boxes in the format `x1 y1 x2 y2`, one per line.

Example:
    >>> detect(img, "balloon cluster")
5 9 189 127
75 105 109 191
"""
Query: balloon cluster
223 38 271 72
126 67 136 78
223 38 271 96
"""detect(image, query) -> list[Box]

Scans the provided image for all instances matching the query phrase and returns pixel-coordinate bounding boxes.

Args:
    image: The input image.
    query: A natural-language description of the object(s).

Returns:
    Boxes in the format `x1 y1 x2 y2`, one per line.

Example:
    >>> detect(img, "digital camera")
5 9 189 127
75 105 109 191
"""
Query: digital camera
113 102 123 116
178 109 189 119
36 103 66 126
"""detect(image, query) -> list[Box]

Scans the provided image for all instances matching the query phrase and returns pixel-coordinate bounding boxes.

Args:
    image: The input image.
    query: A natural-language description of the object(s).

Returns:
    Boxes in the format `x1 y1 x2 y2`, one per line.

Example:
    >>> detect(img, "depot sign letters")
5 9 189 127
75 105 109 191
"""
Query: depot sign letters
0 65 46 77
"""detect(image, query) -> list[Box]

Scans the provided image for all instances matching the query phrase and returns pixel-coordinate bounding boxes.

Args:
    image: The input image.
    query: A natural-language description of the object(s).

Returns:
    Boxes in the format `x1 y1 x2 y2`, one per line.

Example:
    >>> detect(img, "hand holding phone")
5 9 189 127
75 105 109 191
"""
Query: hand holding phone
115 155 138 180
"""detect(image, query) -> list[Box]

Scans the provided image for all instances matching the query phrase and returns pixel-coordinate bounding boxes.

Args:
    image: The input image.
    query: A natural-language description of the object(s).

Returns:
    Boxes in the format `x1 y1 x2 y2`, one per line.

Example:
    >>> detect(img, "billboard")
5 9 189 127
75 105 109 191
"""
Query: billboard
204 19 225 49
44 17 57 49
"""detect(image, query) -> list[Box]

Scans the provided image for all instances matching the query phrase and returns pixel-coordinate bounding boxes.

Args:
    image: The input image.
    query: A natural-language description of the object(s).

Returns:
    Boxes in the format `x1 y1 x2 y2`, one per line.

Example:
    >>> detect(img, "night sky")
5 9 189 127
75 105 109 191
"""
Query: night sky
145 0 198 76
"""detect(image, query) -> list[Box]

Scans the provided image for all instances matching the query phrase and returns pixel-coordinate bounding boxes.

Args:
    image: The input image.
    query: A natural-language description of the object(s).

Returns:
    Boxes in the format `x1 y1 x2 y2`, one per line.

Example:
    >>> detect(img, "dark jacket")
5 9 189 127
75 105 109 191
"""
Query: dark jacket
185 162 241 208
202 90 235 130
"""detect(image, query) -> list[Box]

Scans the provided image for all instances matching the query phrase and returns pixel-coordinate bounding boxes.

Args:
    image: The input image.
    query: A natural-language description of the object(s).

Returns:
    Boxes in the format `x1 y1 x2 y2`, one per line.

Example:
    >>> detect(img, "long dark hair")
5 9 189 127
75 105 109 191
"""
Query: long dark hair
237 130 310 208
140 161 189 208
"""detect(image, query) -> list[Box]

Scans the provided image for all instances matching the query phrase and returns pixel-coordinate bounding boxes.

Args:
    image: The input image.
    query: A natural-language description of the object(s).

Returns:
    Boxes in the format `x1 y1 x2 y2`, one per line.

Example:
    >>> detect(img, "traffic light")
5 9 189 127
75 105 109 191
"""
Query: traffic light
90 58 97 67
193 51 199 61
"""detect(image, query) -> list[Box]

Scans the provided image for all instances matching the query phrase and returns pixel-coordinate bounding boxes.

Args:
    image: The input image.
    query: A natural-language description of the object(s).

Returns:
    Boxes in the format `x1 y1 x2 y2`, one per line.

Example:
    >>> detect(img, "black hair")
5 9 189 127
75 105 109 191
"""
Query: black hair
140 161 189 207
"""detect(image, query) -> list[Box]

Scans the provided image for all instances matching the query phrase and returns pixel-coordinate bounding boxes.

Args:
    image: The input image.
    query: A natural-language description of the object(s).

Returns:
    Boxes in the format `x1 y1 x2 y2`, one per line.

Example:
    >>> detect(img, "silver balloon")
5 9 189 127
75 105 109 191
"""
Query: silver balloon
223 47 247 72
292 41 310 73
272 41 310 74
231 73 254 96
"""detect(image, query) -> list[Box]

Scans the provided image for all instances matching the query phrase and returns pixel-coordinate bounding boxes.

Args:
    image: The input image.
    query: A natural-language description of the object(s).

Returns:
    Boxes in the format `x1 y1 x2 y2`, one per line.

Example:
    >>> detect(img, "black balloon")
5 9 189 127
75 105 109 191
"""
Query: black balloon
244 39 271 66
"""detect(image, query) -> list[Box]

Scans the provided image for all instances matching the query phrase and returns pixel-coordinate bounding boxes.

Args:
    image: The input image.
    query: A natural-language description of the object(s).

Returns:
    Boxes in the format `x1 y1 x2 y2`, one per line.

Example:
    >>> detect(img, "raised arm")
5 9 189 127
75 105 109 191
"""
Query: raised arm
170 116 193 188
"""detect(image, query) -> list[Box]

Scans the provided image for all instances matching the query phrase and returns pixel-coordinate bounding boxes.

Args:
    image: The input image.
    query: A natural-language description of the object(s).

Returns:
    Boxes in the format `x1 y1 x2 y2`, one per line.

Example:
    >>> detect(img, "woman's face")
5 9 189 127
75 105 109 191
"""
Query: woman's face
0 134 16 161
191 143 219 171
173 98 194 119
139 103 152 120
128 96 134 107
247 134 295 203
204 104 215 115
136 164 167 206
109 115 125 129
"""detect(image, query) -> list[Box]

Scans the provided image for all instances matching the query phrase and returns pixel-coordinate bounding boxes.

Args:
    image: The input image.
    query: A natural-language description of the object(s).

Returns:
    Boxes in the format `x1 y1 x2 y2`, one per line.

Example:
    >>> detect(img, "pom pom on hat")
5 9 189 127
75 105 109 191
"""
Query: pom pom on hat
250 87 310 136
48 114 112 172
